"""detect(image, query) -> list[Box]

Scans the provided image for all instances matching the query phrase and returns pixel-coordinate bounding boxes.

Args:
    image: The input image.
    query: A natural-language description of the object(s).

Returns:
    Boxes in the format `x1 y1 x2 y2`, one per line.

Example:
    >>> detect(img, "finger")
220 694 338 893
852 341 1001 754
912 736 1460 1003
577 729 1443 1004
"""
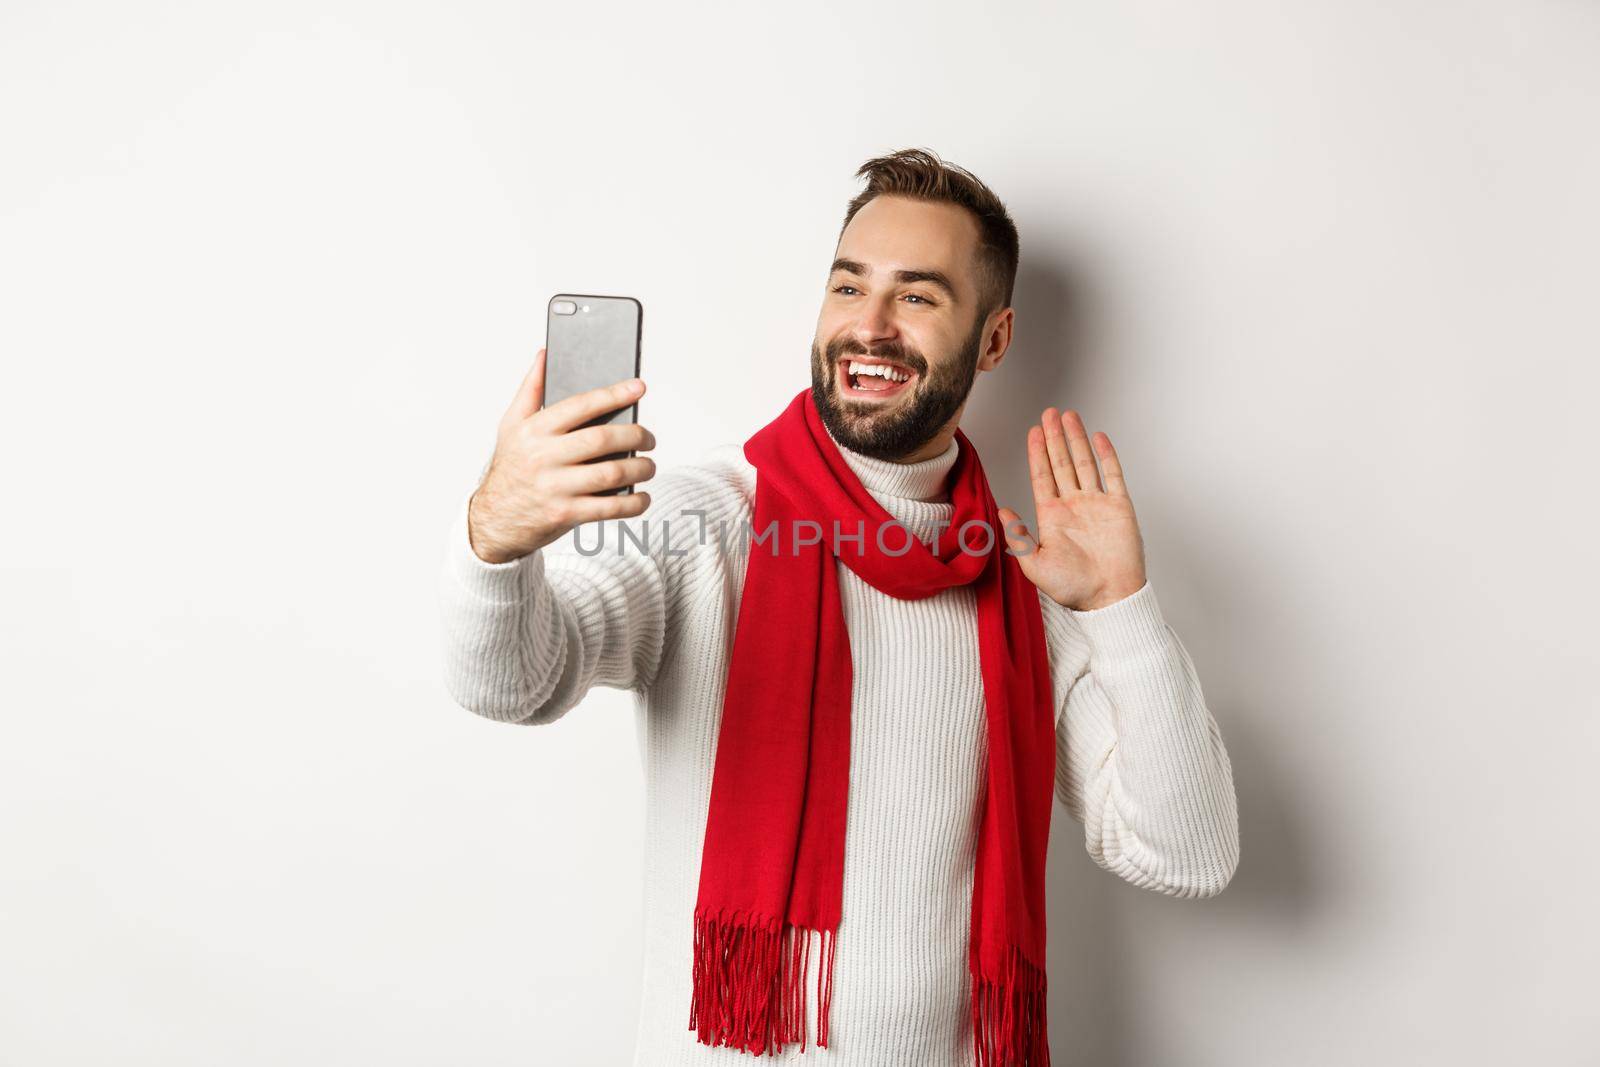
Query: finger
1041 407 1079 491
1061 410 1103 492
997 506 1038 554
551 422 656 464
1094 431 1130 497
506 348 547 421
567 489 651 525
550 455 656 496
1026 425 1059 504
536 377 646 435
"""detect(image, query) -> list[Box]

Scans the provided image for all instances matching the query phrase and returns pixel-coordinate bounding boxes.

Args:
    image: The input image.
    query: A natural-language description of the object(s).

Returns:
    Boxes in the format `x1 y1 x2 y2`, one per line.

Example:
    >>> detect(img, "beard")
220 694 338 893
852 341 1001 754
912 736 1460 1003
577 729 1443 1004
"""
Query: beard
809 310 986 462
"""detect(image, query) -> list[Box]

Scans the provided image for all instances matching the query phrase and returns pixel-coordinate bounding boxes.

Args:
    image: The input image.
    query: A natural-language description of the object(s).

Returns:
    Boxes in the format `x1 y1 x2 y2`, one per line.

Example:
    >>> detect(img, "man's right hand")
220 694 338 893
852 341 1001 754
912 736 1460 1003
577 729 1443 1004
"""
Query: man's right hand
467 347 657 564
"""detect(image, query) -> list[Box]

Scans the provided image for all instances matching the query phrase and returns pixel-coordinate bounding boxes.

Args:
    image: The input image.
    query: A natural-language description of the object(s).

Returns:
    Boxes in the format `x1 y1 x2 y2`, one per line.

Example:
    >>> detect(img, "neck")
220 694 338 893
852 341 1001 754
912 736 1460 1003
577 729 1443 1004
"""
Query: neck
894 428 959 464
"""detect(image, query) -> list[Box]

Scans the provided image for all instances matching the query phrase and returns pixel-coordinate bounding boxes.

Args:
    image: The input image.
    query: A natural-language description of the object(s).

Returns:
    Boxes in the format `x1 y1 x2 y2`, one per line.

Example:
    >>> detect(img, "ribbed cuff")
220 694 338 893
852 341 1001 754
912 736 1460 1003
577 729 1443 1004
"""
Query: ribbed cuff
449 492 542 605
1068 580 1171 665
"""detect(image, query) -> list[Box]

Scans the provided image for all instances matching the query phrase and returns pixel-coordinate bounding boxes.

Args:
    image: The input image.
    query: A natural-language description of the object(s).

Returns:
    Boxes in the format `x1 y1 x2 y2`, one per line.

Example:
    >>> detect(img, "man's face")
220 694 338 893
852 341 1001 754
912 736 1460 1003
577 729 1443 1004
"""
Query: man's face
810 195 994 462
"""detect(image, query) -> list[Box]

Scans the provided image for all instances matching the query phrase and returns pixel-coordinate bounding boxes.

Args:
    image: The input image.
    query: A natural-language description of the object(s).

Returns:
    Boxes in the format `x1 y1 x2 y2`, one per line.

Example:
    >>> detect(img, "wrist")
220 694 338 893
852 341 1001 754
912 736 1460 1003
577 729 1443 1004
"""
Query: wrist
467 488 524 565
1068 577 1146 612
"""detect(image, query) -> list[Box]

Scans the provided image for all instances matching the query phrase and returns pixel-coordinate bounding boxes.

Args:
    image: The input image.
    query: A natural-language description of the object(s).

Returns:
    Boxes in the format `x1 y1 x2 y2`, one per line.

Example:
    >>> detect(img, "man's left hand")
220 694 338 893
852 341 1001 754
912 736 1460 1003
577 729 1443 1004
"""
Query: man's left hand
997 408 1148 612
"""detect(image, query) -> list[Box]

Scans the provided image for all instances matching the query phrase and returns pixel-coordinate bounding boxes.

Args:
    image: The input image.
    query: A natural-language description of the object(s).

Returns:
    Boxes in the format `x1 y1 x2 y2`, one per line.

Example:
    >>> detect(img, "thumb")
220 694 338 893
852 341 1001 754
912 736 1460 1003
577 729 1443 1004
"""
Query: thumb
506 347 547 421
997 507 1038 558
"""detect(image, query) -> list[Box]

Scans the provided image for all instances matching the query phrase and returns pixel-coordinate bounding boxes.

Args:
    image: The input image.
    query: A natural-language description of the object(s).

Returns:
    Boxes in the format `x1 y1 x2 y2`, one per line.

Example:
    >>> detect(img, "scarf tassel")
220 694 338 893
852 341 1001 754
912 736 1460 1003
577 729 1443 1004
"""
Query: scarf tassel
689 908 837 1055
971 943 1051 1067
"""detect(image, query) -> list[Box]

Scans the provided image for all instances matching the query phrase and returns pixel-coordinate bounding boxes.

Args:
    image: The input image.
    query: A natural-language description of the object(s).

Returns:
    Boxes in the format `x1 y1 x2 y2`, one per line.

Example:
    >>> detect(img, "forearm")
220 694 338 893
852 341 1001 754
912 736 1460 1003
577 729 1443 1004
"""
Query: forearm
1057 582 1240 898
438 493 665 725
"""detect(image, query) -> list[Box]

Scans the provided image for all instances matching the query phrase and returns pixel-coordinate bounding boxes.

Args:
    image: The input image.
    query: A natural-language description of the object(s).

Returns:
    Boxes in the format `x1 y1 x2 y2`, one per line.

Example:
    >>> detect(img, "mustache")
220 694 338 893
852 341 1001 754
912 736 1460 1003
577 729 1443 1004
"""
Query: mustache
827 337 927 376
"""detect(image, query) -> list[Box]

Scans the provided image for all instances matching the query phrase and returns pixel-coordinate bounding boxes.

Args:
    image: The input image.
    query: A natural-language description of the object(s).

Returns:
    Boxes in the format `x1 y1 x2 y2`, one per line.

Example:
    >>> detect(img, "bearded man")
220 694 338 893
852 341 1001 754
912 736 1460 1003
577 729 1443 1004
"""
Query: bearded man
440 147 1240 1067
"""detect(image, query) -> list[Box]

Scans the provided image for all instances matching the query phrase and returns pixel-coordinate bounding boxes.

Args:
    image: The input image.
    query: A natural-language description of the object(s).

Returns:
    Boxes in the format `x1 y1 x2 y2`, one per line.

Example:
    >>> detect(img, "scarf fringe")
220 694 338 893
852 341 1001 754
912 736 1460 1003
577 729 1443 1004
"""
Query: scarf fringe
971 943 1051 1067
689 908 836 1056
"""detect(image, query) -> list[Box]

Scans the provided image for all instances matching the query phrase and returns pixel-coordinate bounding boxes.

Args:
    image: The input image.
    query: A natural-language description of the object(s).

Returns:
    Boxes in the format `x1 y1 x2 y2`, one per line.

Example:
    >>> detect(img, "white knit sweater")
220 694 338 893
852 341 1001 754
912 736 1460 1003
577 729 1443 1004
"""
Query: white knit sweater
437 430 1240 1067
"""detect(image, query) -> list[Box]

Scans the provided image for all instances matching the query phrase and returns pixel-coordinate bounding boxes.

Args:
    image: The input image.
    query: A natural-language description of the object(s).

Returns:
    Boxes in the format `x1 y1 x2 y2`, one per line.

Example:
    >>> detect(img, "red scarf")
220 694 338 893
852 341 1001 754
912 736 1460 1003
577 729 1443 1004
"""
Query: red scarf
689 389 1057 1066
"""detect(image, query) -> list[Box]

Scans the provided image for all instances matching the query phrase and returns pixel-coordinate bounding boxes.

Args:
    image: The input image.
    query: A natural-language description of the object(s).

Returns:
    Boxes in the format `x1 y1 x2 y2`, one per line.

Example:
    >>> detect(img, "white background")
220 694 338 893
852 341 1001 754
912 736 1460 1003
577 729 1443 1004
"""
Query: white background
3 2 1596 1064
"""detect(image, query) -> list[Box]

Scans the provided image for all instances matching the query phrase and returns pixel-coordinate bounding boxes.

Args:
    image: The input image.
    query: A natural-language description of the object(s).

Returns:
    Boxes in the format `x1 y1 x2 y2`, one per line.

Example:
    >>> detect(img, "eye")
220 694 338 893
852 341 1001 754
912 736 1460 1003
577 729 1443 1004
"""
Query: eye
832 284 861 296
902 293 936 305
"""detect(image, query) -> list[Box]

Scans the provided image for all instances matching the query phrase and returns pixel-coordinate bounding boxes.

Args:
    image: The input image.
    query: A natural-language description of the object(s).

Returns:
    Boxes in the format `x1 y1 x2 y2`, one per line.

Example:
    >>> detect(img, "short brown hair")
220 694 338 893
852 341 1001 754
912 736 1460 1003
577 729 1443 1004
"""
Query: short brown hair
839 147 1020 322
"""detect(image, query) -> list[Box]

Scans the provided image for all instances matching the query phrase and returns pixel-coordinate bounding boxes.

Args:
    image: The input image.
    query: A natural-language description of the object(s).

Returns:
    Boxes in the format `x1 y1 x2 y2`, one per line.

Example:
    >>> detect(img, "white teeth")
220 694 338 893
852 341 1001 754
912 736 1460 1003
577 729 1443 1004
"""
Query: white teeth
846 360 910 383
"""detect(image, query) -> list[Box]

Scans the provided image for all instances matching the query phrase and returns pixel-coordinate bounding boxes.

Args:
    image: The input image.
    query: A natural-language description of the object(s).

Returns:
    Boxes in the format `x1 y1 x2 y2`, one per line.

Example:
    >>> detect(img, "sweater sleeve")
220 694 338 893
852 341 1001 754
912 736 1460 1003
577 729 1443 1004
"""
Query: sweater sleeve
437 454 750 727
1042 582 1240 898
436 490 671 727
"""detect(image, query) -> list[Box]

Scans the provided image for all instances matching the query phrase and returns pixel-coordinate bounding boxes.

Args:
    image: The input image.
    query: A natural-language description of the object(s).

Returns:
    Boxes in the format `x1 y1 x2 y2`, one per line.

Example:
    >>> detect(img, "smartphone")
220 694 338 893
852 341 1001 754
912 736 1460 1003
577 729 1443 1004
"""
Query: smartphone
543 293 644 496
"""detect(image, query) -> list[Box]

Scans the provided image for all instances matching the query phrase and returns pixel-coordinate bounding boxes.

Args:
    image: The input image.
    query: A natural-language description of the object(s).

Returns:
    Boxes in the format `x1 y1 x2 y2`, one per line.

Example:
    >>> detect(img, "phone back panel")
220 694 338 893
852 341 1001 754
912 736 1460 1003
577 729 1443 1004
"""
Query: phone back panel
543 294 643 495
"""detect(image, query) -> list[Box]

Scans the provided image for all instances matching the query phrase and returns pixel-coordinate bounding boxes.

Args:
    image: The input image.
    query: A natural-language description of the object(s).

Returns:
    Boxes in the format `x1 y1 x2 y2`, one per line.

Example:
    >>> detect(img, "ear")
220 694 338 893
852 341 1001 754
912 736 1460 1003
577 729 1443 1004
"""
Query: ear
975 307 1014 372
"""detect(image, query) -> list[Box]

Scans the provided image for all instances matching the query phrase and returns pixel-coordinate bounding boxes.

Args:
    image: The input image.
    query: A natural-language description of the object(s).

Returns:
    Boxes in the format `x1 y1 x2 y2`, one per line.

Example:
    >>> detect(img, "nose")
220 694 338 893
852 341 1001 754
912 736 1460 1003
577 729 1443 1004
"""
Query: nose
851 293 899 348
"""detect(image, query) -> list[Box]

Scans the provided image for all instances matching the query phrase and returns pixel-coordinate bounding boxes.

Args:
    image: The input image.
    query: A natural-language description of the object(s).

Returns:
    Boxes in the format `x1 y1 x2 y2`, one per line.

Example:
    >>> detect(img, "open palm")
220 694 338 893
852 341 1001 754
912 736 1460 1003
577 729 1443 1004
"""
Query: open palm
997 408 1148 611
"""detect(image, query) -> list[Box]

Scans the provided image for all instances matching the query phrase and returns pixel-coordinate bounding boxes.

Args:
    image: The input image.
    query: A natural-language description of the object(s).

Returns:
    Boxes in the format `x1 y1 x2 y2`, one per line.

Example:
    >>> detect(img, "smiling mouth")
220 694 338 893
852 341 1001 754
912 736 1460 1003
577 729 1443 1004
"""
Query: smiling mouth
837 357 918 400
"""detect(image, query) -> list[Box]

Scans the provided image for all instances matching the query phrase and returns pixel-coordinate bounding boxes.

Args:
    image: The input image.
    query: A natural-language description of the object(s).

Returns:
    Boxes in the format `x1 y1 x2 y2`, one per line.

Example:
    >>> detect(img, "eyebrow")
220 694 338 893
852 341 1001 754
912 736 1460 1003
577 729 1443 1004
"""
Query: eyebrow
829 257 959 302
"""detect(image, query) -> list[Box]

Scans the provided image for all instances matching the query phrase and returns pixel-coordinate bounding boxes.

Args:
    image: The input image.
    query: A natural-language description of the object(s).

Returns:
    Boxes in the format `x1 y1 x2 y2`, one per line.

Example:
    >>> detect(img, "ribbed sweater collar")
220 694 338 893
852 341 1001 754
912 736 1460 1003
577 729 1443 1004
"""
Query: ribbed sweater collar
727 419 962 545
822 421 961 505
807 422 961 546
